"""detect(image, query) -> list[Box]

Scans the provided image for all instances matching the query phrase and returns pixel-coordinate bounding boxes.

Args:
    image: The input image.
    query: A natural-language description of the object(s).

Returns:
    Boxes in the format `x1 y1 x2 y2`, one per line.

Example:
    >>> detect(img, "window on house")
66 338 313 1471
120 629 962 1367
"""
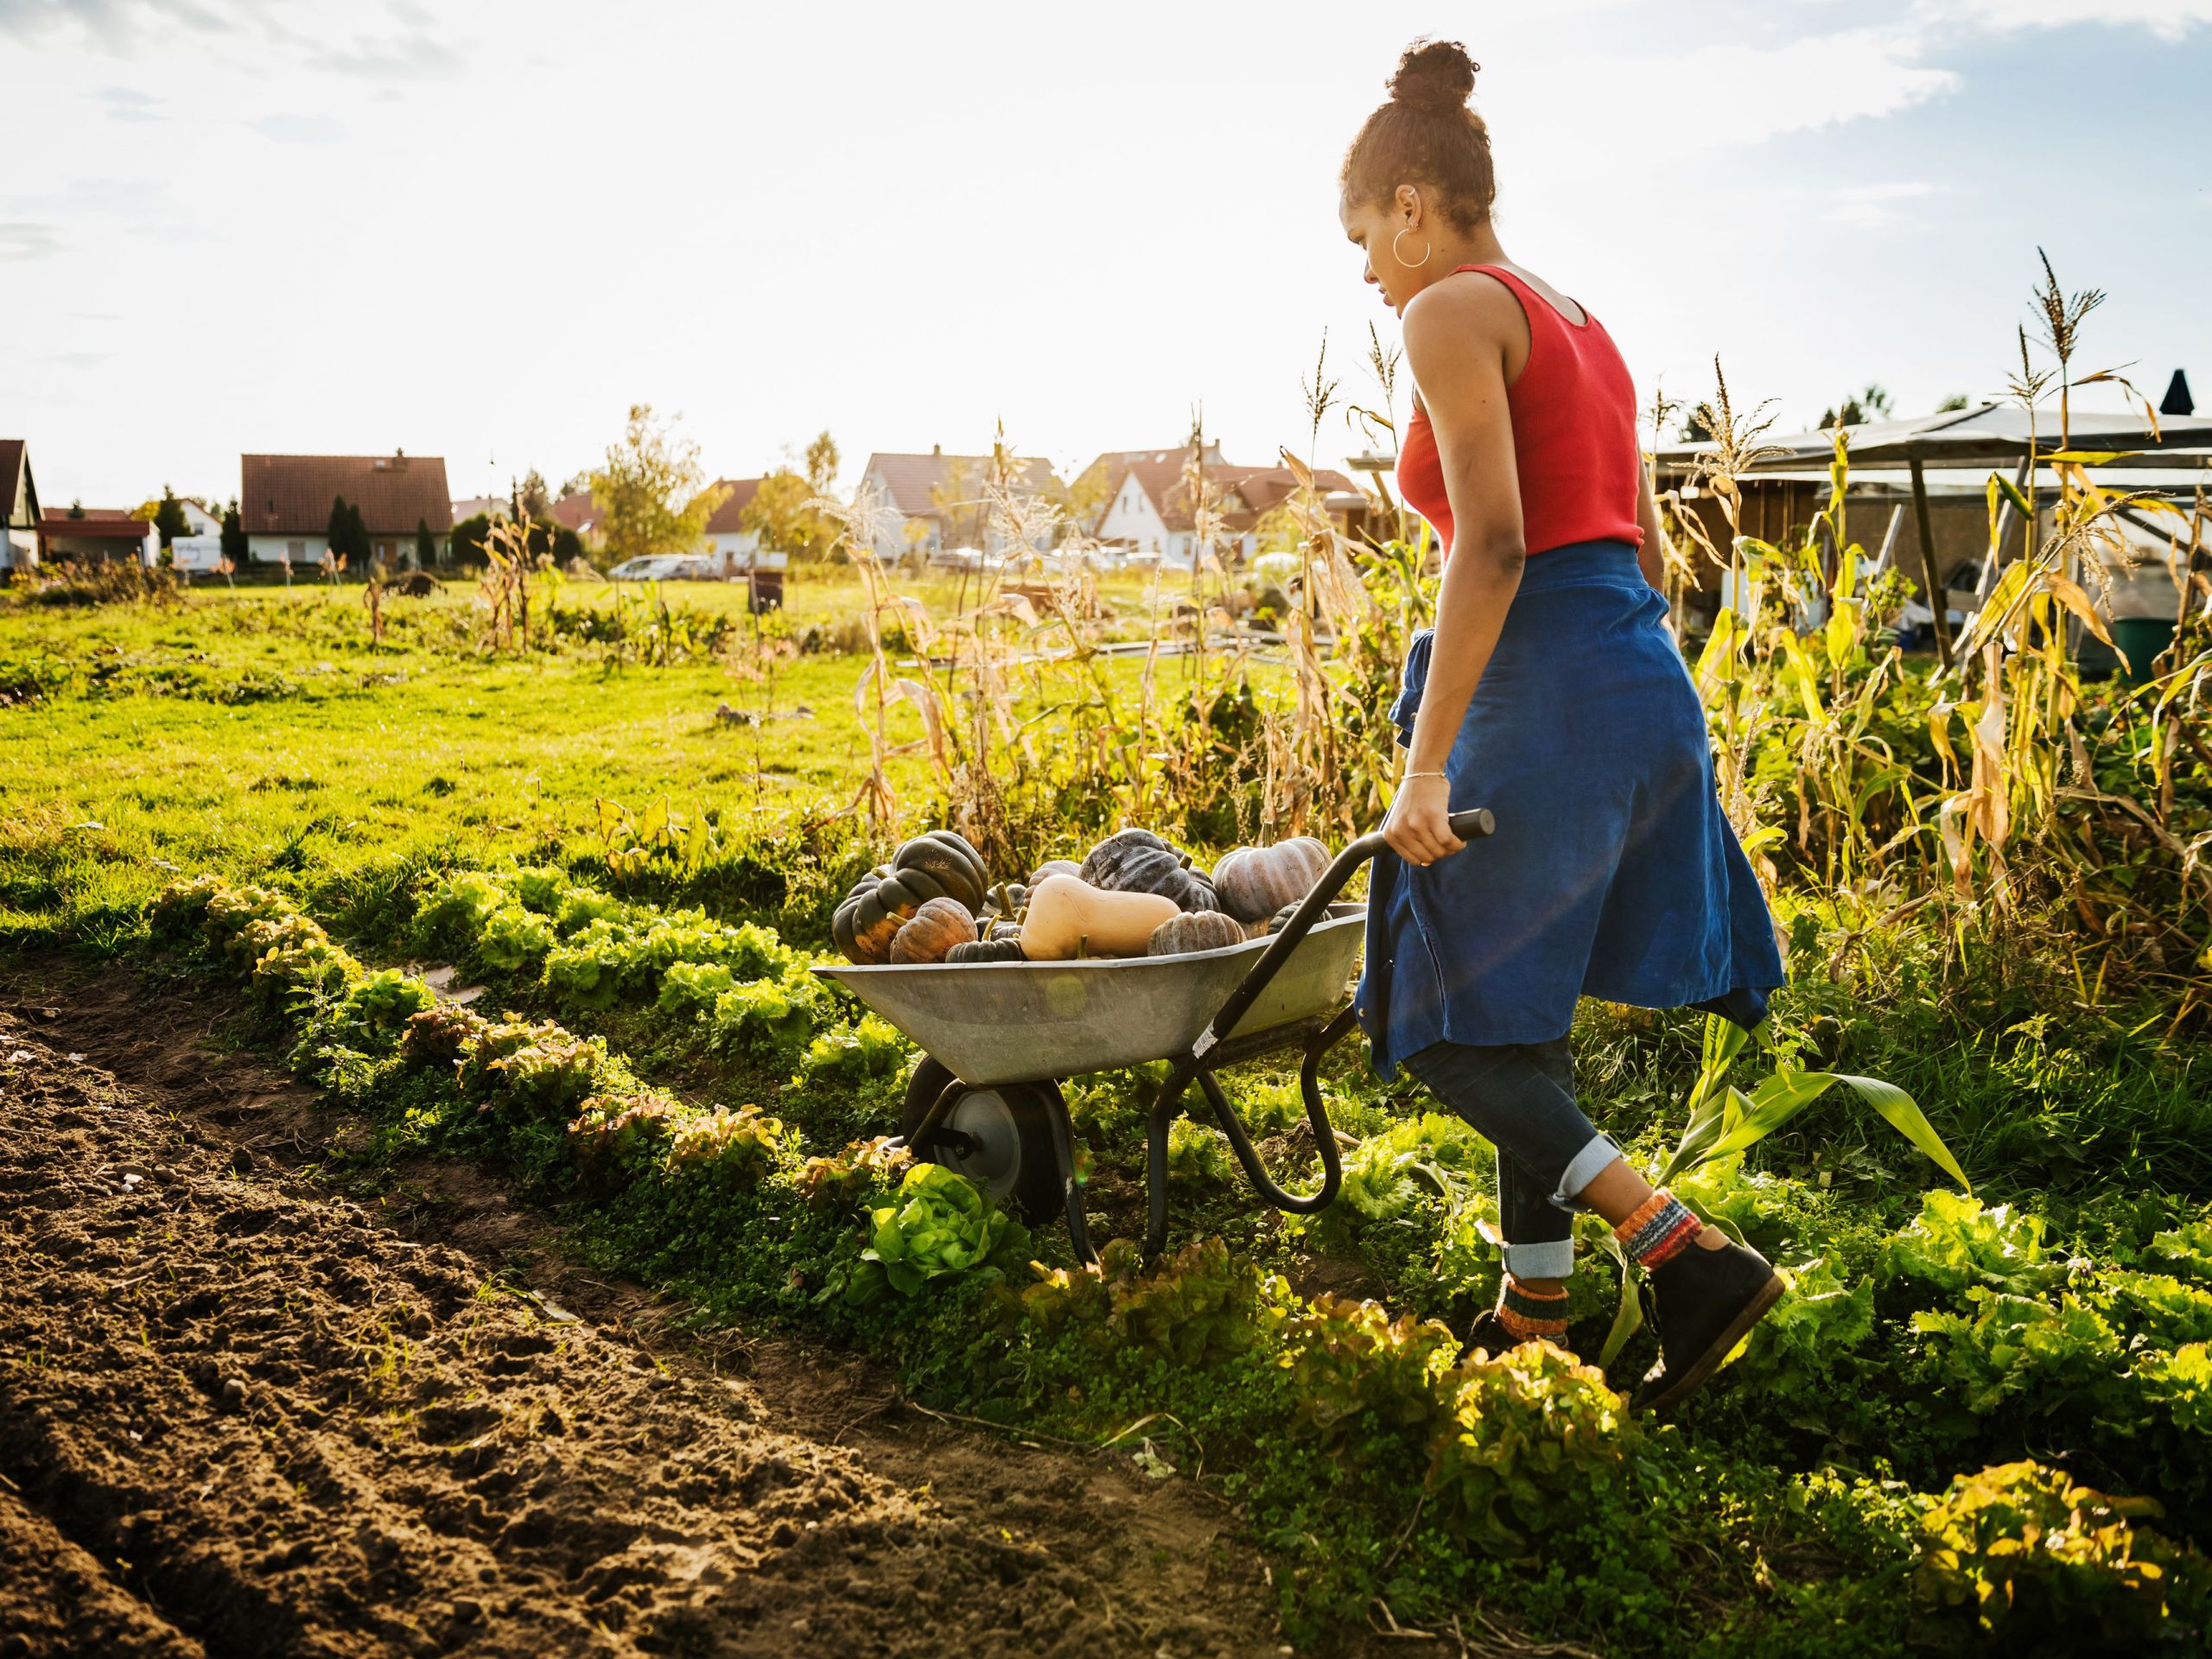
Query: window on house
287 540 306 561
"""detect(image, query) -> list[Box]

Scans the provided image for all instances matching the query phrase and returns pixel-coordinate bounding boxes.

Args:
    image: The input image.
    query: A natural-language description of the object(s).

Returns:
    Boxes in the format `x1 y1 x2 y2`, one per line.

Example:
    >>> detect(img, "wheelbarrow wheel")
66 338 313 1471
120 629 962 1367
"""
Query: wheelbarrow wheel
900 1058 1069 1225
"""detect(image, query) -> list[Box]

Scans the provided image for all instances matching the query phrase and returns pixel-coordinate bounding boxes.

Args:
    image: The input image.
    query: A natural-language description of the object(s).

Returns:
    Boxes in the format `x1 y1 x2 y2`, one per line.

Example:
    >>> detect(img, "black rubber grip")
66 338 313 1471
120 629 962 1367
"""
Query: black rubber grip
1446 808 1497 840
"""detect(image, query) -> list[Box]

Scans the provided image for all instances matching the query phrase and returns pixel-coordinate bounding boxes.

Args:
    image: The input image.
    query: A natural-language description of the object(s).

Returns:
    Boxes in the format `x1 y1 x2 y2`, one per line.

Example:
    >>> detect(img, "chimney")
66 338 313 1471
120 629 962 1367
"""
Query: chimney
2162 369 2195 418
931 443 941 456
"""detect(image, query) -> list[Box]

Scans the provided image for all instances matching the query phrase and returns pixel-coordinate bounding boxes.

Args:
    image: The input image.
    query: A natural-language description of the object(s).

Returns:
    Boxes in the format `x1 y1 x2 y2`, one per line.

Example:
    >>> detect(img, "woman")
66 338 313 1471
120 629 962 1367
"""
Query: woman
1341 40 1787 1413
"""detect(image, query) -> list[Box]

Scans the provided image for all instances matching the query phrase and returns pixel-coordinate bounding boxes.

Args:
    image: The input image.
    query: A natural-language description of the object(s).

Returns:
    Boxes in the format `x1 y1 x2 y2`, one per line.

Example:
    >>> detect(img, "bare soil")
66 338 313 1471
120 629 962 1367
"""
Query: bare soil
0 965 1304 1659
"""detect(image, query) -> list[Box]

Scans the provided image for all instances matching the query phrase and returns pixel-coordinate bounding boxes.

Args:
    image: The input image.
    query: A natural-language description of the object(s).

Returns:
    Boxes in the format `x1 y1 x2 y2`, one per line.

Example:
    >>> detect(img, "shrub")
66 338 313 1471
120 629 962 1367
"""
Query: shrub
1912 1461 2207 1646
795 1135 912 1210
1284 1294 1630 1554
475 904 556 972
659 959 735 1016
339 968 438 1032
854 1163 1022 1301
667 1103 789 1183
401 1003 493 1071
1885 1191 2065 1300
569 1090 682 1170
455 1017 606 1121
1019 1237 1289 1370
793 1014 909 1088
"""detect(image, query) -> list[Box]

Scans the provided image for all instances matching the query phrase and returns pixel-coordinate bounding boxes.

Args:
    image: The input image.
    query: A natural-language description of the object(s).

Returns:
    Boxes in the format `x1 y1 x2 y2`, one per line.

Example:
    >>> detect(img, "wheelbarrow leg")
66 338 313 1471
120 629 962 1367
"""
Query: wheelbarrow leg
1142 1060 1198 1259
900 1075 968 1157
1039 1085 1099 1268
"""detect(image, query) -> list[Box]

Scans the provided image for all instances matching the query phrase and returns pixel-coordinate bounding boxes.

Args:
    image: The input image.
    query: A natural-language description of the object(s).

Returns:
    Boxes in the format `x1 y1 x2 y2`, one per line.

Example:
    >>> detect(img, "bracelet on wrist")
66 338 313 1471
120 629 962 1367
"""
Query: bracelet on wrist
1404 769 1447 781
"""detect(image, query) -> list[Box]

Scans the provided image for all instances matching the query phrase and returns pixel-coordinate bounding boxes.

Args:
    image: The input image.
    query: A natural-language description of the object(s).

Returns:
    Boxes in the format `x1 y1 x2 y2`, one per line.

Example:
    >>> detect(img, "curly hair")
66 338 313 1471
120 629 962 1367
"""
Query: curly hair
1340 38 1495 232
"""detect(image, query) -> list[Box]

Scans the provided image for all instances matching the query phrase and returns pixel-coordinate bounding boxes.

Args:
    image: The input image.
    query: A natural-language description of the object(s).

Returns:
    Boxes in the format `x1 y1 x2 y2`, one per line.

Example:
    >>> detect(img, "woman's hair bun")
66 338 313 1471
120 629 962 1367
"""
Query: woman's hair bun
1387 37 1478 112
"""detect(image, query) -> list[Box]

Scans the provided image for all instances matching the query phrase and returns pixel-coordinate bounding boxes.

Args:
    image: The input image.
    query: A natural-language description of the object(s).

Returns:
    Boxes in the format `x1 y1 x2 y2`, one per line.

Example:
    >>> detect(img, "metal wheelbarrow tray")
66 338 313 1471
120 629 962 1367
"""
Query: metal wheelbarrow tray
810 809 1495 1264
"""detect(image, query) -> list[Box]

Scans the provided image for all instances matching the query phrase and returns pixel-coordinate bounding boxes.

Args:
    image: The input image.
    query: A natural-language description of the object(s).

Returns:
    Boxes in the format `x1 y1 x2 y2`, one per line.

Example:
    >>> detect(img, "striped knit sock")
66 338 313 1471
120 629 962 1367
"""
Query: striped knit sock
1496 1275 1570 1343
1616 1189 1703 1269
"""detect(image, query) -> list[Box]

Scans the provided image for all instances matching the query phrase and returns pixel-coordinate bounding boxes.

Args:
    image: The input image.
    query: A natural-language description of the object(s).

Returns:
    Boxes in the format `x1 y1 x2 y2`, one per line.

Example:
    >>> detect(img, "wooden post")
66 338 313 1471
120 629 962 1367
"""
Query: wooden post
1910 454 1954 671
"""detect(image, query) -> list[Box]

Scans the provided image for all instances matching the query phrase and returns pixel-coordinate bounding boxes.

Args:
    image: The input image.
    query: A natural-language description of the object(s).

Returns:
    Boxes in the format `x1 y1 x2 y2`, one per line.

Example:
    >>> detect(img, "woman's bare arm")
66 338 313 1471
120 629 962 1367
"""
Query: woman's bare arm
1635 459 1667 591
1382 277 1528 868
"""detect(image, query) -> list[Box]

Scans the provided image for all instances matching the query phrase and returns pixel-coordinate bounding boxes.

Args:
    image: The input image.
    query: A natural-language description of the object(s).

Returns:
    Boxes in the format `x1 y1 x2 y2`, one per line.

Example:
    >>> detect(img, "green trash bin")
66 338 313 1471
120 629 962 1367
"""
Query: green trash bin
2112 615 2177 685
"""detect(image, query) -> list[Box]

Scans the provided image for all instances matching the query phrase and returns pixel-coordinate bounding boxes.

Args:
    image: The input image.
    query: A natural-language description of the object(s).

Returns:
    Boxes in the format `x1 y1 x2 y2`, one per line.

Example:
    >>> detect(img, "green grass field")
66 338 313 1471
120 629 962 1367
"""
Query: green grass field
7 578 2212 1656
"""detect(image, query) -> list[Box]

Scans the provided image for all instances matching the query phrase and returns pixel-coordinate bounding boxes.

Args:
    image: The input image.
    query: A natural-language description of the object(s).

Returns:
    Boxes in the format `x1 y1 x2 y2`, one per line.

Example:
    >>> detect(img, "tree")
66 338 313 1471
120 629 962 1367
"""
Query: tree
326 497 372 569
804 430 839 496
1819 384 1894 429
220 499 247 566
135 485 191 548
516 468 551 524
741 469 829 558
1935 393 1972 412
589 404 725 561
451 512 493 566
415 518 435 569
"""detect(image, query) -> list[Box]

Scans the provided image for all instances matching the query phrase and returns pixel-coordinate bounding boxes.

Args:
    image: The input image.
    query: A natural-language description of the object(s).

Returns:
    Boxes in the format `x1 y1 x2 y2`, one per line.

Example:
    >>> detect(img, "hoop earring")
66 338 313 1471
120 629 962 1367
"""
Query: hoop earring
1391 226 1433 268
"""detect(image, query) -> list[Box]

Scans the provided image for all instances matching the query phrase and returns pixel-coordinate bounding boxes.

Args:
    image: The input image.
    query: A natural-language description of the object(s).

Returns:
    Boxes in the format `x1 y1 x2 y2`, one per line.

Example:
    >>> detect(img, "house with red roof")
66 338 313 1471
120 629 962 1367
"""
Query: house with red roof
36 505 157 566
1087 447 1363 565
239 450 452 569
702 477 766 572
856 447 1061 560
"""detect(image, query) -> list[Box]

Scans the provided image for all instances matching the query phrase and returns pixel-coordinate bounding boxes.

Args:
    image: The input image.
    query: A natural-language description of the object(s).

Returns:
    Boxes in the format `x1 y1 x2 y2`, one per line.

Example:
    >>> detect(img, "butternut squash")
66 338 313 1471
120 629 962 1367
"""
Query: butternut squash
1020 875 1177 960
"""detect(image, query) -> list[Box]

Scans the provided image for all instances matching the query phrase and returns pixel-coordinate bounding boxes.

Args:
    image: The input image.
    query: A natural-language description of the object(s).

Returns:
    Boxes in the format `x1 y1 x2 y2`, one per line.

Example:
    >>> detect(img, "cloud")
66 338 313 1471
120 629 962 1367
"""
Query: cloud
1825 181 1938 228
248 111 341 144
0 0 228 45
1579 27 1959 149
305 26 462 81
1930 1 2212 41
4 177 169 216
0 221 63 261
96 84 163 121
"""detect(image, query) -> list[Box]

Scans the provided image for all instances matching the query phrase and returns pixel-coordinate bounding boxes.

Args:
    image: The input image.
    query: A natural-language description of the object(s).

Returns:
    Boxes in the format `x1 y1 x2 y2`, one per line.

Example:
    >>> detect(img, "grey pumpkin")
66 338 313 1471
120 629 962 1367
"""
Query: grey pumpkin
947 934 1027 963
1147 910 1248 956
1211 836 1332 924
1080 829 1218 913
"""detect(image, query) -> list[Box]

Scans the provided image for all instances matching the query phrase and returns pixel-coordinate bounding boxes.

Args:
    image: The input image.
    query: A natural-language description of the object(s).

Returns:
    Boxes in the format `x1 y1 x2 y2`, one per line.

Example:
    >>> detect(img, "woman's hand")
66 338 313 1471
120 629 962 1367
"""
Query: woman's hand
1382 772 1466 868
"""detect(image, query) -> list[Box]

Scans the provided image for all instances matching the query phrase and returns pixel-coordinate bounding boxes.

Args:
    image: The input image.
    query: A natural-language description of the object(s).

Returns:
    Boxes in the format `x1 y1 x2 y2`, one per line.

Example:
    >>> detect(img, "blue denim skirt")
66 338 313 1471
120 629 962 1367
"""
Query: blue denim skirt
1356 540 1784 1077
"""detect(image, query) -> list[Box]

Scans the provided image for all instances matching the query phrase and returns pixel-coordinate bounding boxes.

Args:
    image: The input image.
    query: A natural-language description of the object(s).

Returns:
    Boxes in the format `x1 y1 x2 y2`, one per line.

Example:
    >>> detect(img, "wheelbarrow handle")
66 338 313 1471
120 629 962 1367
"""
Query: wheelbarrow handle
1140 806 1494 1256
1193 806 1492 1060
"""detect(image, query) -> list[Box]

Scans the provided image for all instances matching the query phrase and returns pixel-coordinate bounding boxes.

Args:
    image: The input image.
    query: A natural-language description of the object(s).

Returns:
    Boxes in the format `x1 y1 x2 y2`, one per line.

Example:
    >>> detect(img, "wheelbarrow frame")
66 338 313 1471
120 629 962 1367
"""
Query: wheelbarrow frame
870 810 1494 1263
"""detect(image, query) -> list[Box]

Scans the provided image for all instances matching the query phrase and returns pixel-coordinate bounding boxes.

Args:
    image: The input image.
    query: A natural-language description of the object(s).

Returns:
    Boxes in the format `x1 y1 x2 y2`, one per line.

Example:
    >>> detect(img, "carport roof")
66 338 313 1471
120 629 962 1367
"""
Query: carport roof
1654 401 2212 475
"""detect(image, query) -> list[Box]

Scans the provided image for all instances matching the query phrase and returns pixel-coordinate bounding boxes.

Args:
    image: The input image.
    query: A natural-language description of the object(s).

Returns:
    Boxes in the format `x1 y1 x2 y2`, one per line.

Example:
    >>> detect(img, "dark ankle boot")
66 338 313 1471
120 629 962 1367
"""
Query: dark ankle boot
1459 1308 1511 1360
1636 1239 1783 1414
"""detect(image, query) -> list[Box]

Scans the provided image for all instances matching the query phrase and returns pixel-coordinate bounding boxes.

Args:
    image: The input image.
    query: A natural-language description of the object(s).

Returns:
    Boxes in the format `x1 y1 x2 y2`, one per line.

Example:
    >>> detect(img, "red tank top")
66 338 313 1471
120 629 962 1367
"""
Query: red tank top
1397 264 1643 558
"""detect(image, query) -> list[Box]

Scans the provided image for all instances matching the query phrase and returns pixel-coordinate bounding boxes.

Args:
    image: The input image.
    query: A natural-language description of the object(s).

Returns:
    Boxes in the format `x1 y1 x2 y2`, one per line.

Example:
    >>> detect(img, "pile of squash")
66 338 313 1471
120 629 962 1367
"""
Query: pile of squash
830 828 1336 966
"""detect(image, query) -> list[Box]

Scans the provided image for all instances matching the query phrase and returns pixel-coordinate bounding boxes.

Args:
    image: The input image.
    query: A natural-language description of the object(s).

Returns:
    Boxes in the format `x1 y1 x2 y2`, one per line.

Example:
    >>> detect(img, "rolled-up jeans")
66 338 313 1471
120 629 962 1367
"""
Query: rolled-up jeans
1402 1037 1619 1281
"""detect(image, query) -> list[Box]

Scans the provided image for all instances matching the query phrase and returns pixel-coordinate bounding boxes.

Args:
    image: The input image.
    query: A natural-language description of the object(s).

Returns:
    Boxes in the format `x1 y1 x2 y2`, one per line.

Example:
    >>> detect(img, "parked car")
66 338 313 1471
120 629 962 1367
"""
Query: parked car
608 555 716 582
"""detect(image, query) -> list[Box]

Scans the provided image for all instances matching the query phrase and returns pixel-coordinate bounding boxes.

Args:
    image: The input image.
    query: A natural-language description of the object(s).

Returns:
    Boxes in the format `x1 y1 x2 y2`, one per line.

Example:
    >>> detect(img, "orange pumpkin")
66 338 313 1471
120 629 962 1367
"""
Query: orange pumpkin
888 897 978 964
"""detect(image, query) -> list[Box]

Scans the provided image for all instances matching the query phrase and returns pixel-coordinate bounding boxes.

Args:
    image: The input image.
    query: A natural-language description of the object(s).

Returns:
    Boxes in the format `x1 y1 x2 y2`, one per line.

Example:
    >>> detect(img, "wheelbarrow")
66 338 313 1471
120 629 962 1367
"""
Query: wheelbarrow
813 810 1495 1263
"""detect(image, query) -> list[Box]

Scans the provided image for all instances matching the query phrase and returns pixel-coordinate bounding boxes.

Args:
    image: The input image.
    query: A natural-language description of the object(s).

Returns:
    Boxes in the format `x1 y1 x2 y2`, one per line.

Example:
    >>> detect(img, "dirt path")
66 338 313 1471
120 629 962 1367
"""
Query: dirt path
0 967 1300 1659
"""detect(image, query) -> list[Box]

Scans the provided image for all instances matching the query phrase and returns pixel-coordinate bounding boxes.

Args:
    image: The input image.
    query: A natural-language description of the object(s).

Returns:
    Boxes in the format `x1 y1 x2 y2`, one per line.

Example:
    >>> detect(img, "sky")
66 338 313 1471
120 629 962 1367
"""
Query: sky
3 0 2209 511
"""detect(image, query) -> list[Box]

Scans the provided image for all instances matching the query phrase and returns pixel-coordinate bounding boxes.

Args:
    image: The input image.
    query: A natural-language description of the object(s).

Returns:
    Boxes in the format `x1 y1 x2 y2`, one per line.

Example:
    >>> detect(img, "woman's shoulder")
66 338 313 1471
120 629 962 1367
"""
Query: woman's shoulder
1401 269 1526 374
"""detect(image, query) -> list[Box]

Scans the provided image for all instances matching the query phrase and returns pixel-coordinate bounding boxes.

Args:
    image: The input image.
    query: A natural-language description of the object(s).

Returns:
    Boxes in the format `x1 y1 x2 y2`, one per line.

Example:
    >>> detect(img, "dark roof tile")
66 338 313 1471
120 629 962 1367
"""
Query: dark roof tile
240 453 453 535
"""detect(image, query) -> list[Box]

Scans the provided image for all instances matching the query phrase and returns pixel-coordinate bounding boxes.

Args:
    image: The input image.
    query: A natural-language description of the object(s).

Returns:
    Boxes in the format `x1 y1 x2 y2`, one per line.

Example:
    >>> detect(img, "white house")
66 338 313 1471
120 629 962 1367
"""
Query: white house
240 451 452 569
1086 448 1363 567
701 477 766 571
858 448 1060 560
0 441 39 571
